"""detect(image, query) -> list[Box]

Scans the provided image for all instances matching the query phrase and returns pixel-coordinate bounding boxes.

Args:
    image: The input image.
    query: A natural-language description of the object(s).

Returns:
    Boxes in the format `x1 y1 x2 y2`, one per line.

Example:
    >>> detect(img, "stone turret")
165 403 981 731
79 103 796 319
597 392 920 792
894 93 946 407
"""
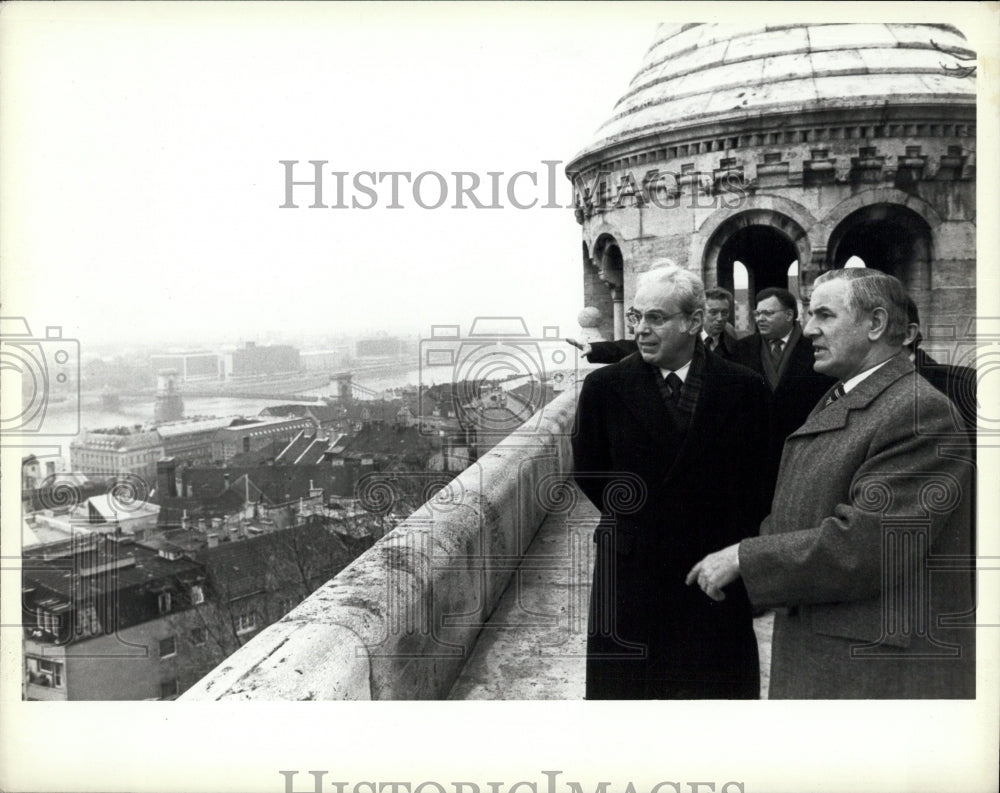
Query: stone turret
567 23 976 338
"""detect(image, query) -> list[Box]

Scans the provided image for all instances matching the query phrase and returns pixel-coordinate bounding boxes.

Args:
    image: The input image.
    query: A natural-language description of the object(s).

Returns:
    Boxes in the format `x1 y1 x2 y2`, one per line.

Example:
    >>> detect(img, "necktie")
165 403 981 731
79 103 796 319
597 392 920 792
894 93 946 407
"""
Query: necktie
665 372 682 402
769 338 784 364
705 336 716 352
823 383 846 408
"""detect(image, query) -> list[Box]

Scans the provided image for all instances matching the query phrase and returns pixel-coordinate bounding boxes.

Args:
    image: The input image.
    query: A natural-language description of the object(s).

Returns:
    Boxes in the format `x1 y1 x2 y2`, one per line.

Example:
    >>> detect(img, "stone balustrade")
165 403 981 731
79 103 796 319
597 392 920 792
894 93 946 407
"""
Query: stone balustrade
181 385 582 700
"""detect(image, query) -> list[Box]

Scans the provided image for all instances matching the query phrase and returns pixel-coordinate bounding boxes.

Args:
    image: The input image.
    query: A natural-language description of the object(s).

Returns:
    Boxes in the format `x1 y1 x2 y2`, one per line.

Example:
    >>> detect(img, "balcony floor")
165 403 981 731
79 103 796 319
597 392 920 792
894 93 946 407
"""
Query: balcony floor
448 484 774 699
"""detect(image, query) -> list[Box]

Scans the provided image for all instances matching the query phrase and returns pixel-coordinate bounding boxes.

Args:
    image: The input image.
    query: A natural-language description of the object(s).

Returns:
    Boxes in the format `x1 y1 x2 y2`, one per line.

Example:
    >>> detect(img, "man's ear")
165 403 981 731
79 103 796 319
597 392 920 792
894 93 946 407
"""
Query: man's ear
868 307 890 341
689 308 705 336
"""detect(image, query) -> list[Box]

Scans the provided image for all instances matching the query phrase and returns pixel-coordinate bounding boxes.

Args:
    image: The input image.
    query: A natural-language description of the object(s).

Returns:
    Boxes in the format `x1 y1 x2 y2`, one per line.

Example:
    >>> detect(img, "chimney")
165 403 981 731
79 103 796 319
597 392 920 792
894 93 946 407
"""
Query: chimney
181 509 191 531
207 533 219 549
157 458 178 498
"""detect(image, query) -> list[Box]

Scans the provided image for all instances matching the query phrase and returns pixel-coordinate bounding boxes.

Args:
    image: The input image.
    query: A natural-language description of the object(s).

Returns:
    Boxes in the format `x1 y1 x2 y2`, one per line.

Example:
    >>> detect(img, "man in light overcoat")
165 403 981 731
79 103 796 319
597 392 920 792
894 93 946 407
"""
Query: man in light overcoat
687 269 975 698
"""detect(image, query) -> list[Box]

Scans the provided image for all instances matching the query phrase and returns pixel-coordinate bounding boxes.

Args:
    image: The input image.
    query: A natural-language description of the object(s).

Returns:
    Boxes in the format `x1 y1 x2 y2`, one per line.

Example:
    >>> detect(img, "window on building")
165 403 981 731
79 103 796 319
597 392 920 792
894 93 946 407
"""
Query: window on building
235 613 257 635
159 679 179 700
190 627 206 646
157 592 172 614
278 596 298 616
80 606 100 636
158 636 177 658
35 608 59 635
190 585 205 605
27 657 64 688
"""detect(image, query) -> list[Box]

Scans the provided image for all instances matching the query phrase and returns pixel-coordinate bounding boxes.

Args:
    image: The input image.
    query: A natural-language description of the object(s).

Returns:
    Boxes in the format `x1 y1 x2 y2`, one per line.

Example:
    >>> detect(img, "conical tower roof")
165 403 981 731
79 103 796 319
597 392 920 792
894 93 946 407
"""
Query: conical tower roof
571 23 975 166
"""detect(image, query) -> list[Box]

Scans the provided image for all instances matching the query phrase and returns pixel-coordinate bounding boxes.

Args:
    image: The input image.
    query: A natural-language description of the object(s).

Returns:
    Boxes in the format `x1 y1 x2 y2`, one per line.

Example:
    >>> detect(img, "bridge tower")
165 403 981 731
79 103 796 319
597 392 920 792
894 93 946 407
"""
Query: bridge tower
154 369 184 424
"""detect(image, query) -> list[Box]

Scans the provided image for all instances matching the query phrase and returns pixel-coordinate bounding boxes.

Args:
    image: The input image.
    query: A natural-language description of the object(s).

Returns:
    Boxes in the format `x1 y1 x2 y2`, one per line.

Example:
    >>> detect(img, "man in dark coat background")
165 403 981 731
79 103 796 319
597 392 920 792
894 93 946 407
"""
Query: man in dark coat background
733 287 835 498
905 297 978 440
572 264 770 699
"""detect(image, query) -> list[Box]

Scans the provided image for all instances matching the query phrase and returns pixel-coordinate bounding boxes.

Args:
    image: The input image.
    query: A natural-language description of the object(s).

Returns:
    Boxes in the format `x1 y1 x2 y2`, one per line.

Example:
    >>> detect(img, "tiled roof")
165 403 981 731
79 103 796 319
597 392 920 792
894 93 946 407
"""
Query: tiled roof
197 524 369 600
82 494 160 522
156 416 234 437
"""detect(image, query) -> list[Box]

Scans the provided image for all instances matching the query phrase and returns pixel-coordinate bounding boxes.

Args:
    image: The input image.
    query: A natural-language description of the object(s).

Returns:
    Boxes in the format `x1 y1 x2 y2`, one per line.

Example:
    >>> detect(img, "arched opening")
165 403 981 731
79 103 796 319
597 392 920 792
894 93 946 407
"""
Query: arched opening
732 261 750 332
827 204 932 289
787 260 803 317
716 225 799 297
592 234 626 339
707 215 805 322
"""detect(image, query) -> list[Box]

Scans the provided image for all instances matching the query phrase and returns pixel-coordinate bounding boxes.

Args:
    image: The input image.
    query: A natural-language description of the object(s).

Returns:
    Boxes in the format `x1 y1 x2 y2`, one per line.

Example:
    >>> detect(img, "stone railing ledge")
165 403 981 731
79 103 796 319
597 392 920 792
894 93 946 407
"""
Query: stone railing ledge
181 386 582 701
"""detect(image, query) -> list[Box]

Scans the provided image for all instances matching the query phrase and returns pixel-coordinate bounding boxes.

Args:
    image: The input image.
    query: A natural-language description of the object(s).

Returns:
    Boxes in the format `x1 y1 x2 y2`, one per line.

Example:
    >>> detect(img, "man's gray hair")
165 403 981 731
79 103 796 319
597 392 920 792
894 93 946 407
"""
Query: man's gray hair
814 268 909 345
636 262 706 315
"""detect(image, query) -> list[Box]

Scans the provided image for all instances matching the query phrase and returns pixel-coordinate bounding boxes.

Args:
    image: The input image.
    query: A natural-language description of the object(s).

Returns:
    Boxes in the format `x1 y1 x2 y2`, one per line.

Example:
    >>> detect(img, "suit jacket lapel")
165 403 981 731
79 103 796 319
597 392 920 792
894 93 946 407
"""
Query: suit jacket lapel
657 344 712 489
775 323 803 383
760 335 780 390
721 332 738 359
608 354 679 446
789 356 914 439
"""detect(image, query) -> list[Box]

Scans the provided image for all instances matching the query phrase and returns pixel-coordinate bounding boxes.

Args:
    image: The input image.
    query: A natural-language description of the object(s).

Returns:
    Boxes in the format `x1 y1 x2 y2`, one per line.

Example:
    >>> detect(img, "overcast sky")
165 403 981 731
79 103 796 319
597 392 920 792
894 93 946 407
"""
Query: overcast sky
2 4 667 353
6 5 996 358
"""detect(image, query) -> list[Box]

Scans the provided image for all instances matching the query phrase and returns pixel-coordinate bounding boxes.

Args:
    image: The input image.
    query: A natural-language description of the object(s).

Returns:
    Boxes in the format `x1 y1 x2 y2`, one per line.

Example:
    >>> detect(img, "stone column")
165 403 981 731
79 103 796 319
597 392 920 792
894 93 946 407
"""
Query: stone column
599 266 625 340
611 290 625 340
799 246 826 306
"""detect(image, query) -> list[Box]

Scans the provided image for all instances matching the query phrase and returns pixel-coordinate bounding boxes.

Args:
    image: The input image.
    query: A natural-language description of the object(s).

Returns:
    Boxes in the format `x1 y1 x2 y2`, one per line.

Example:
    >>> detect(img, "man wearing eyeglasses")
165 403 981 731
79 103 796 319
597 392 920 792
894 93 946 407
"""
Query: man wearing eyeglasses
567 286 741 363
734 287 835 499
572 264 771 699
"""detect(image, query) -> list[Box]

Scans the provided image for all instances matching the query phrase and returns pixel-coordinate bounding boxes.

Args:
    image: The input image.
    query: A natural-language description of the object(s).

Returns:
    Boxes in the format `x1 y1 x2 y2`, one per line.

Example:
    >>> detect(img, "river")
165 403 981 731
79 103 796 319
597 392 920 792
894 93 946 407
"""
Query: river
12 363 543 468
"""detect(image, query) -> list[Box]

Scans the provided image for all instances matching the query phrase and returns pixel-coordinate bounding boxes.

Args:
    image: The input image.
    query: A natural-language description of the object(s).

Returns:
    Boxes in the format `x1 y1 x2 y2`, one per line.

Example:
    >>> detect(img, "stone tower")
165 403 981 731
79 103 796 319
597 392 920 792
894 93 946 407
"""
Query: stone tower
154 369 184 424
566 23 976 340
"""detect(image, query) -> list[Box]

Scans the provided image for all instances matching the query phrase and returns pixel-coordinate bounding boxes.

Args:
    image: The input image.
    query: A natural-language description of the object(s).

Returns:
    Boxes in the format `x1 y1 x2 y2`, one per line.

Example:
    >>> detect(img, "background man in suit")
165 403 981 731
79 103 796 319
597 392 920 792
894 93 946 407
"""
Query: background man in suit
686 269 975 698
572 264 771 699
701 286 739 360
734 287 835 498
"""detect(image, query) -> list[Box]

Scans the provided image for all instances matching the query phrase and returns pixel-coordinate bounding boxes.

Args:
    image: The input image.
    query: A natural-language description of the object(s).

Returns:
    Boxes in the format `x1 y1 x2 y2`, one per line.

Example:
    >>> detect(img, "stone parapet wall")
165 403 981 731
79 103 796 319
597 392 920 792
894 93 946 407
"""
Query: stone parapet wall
181 386 582 700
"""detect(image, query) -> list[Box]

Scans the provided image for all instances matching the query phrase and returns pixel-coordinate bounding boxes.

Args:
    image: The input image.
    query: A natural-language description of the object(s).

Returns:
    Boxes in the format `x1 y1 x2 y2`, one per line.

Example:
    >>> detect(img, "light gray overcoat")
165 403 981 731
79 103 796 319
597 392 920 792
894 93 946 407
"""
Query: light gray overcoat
740 355 975 698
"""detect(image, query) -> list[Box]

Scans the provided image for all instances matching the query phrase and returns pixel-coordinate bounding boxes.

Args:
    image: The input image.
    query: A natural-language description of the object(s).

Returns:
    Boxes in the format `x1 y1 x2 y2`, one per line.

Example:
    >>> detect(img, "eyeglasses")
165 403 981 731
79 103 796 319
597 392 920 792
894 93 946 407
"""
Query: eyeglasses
626 308 687 327
753 308 790 319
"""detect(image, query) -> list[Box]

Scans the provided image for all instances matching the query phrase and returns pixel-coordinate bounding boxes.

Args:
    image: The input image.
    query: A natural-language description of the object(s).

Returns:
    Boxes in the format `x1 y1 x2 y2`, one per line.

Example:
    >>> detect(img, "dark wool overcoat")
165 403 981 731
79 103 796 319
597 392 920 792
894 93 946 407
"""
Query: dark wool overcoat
572 346 771 699
740 355 976 698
